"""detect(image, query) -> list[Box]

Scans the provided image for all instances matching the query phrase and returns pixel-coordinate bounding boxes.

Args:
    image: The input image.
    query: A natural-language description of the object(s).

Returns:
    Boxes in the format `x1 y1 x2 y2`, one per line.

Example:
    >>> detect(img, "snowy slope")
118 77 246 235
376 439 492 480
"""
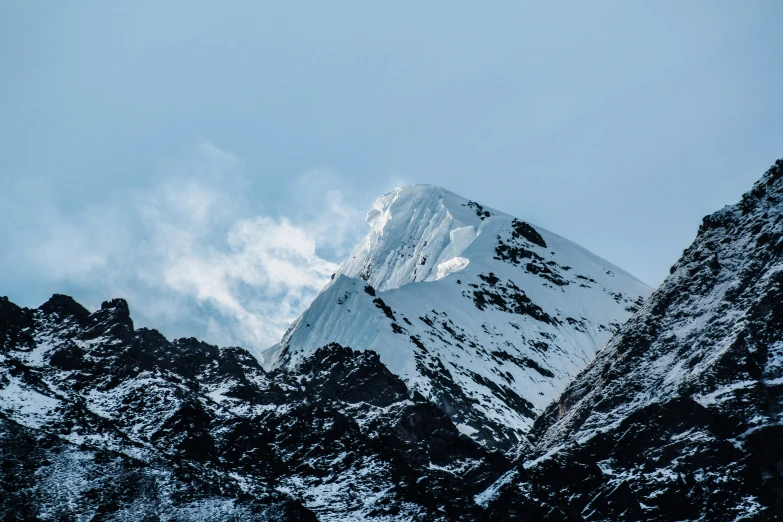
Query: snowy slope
263 185 652 450
482 159 783 520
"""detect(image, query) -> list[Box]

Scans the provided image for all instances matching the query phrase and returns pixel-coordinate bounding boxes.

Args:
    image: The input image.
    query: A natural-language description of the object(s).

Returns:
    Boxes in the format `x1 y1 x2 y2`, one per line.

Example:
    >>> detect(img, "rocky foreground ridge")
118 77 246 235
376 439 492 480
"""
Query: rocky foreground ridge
0 295 506 520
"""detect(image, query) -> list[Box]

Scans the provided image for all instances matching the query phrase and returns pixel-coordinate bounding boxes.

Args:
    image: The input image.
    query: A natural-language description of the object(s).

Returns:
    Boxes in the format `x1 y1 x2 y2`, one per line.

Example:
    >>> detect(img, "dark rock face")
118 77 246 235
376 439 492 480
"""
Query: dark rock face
510 219 547 249
467 272 557 325
38 294 90 323
0 298 507 520
482 159 783 520
295 344 409 407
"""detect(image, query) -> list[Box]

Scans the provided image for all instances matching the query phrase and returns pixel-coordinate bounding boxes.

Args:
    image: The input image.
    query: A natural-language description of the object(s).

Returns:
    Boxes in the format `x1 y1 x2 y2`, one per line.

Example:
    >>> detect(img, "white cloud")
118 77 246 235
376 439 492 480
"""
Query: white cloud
7 142 366 355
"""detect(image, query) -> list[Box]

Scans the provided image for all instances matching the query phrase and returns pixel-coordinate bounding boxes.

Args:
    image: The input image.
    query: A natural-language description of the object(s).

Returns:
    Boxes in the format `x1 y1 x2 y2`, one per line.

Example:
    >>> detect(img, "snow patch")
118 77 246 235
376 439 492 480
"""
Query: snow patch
435 256 470 280
456 423 478 437
0 378 60 428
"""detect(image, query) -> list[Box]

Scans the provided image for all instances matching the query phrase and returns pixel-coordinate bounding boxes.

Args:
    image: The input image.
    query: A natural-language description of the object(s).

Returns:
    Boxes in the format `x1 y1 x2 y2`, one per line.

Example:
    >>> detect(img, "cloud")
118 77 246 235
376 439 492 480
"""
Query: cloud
4 142 365 355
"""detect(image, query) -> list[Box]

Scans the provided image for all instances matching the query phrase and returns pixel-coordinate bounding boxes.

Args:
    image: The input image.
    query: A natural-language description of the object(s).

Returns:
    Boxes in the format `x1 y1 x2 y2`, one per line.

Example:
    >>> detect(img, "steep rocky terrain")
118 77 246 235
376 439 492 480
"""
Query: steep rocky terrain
480 159 783 520
263 185 651 451
0 295 507 521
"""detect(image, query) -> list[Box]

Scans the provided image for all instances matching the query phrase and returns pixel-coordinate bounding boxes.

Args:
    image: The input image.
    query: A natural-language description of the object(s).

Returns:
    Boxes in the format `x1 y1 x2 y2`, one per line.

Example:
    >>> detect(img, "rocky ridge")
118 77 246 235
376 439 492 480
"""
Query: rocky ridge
0 295 507 521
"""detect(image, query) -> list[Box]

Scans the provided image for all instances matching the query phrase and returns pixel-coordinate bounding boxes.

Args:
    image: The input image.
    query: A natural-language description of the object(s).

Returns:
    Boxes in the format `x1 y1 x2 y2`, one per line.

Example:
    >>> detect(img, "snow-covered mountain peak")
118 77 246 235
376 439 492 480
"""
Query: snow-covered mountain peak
265 185 652 449
338 184 509 292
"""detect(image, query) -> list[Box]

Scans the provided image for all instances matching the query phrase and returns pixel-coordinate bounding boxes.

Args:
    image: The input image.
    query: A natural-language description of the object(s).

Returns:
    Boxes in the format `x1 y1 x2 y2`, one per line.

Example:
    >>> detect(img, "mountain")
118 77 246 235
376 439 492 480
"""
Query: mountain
5 162 781 521
0 295 508 520
262 185 652 450
480 159 783 519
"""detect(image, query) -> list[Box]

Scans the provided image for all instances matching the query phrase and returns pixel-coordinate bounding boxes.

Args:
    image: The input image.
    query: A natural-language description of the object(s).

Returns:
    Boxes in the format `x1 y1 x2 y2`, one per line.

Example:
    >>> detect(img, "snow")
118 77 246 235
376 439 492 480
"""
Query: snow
435 256 470 280
456 423 478 436
206 381 232 404
263 184 652 444
474 469 517 507
0 378 61 428
694 380 756 407
522 444 567 469
763 375 783 386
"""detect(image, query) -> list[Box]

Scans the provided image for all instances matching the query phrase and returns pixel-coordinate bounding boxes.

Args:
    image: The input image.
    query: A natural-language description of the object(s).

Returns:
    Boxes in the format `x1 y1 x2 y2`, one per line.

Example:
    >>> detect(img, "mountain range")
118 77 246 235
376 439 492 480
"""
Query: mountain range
2 159 782 520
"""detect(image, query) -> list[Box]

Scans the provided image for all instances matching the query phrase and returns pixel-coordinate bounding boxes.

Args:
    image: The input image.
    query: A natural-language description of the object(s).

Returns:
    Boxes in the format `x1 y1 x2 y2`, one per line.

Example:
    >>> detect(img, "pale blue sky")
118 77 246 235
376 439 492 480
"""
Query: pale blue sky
1 2 782 349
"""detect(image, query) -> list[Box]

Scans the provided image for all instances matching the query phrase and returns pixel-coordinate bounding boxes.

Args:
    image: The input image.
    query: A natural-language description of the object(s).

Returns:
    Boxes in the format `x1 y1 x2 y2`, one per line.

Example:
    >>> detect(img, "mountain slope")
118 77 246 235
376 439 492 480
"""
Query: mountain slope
482 159 783 519
263 185 651 450
0 295 507 521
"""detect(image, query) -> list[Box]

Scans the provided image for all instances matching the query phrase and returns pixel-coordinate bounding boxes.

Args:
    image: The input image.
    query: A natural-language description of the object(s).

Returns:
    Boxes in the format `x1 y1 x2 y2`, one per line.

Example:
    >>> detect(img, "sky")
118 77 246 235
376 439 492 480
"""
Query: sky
1 2 782 354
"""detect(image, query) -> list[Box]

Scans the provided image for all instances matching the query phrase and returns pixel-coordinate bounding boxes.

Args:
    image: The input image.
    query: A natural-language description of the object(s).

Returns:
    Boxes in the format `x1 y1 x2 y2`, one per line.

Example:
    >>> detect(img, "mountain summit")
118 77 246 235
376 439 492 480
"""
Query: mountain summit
338 185 515 290
263 185 652 450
